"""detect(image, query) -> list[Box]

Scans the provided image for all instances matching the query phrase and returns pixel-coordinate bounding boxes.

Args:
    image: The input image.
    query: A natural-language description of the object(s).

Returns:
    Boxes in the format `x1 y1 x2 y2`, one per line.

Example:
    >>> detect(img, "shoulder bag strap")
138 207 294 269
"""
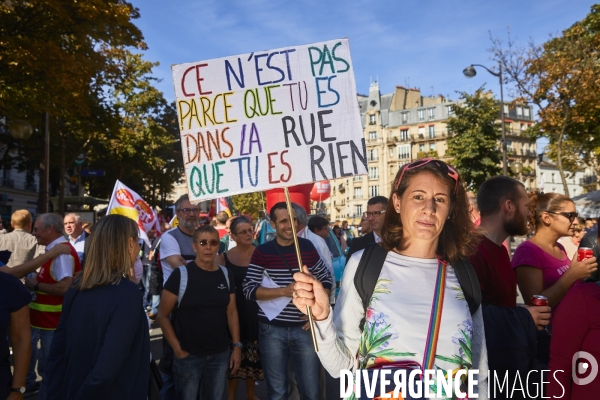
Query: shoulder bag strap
422 259 447 371
273 241 297 277
354 243 387 331
452 257 482 316
177 266 188 307
218 265 230 290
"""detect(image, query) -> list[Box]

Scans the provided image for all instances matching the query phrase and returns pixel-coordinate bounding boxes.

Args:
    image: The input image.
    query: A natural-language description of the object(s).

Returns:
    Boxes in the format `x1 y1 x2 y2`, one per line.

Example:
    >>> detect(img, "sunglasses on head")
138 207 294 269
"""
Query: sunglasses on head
197 239 220 247
545 211 579 223
394 158 459 194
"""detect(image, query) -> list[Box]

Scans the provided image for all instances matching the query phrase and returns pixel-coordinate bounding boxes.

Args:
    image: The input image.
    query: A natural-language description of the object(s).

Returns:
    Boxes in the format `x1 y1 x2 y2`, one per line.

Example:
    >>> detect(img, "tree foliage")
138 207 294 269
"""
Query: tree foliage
0 1 183 210
446 87 502 192
490 4 600 195
232 192 266 220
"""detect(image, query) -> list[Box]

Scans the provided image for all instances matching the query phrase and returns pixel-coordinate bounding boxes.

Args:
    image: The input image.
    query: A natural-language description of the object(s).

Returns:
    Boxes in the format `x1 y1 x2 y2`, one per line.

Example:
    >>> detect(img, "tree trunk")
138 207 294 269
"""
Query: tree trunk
58 131 67 214
556 109 570 197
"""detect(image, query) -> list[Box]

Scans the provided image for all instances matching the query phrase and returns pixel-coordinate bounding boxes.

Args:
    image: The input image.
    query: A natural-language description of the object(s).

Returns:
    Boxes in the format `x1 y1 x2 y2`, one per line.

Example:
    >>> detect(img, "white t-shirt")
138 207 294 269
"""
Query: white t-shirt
46 237 75 281
315 250 488 399
159 230 181 284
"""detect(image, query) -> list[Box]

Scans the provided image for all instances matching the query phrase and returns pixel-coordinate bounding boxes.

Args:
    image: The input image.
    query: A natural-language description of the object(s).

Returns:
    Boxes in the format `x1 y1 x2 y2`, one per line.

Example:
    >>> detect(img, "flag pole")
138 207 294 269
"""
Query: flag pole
283 187 318 352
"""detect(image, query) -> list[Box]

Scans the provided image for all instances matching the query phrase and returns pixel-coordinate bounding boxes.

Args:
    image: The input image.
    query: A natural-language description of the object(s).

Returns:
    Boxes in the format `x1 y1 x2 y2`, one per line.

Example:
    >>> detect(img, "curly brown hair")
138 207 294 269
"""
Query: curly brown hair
380 160 478 263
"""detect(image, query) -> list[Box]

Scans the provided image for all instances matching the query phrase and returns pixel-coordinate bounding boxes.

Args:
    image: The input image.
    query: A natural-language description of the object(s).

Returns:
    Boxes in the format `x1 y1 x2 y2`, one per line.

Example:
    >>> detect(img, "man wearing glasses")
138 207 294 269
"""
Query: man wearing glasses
346 196 388 261
159 195 200 285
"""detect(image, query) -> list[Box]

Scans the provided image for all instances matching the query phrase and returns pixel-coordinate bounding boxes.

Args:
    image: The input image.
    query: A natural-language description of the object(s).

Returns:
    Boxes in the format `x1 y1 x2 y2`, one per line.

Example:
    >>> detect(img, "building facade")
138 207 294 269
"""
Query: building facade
327 82 537 225
536 154 587 196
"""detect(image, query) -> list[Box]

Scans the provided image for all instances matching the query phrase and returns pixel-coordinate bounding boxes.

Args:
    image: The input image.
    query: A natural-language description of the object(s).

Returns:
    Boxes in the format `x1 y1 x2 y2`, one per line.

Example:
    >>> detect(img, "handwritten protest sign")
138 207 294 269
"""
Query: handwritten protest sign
171 38 367 203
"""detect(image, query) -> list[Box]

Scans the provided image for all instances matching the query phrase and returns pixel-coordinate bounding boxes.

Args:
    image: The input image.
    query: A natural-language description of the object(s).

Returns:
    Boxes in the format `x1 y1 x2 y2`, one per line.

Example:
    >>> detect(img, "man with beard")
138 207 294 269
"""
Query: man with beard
469 176 550 399
160 195 199 284
469 176 534 308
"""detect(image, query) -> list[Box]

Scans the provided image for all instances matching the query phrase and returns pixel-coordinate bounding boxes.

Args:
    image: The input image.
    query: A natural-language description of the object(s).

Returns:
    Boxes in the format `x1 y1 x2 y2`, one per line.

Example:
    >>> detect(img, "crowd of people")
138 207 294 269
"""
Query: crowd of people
0 158 599 399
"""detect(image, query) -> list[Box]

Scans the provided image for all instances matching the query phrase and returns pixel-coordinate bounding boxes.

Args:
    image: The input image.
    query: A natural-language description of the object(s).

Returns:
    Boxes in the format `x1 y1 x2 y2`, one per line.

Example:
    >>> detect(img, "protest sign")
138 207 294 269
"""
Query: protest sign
171 38 367 203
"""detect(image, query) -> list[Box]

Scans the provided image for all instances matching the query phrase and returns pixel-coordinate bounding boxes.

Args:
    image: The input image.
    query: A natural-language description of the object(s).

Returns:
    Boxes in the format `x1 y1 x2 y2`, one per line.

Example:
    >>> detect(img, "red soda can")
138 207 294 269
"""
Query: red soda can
530 295 548 307
578 247 594 262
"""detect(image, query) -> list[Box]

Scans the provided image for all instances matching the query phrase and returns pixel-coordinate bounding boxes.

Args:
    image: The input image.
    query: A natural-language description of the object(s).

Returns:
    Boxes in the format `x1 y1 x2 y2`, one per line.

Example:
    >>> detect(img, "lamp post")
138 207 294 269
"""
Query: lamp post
463 62 508 176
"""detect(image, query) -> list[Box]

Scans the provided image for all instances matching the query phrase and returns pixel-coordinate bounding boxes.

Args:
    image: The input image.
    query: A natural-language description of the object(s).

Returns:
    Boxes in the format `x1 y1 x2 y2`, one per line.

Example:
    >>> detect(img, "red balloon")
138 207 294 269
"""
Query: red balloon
310 181 331 202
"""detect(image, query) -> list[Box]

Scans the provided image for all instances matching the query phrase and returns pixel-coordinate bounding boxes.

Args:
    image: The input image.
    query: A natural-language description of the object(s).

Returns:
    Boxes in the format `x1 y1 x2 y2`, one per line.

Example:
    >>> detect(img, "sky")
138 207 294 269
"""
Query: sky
134 0 595 153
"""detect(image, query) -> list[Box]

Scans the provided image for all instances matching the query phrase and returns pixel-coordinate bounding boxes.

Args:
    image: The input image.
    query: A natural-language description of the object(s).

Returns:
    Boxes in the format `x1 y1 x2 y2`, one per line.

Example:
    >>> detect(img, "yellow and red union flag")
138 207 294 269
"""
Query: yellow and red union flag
107 180 157 245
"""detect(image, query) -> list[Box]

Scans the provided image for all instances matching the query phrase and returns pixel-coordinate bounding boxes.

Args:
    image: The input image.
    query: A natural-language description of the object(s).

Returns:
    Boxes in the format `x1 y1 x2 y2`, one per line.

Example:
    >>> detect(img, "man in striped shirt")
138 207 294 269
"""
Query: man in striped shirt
243 202 332 400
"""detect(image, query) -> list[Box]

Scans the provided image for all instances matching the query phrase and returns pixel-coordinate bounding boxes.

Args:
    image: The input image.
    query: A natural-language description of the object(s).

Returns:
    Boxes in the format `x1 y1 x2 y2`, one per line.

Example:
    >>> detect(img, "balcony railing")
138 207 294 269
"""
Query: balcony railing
24 182 37 192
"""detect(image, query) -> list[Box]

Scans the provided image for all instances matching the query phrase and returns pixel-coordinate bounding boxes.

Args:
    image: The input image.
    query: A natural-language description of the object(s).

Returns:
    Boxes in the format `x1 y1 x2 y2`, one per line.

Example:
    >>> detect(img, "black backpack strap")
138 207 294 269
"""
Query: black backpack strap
451 257 482 316
354 243 388 331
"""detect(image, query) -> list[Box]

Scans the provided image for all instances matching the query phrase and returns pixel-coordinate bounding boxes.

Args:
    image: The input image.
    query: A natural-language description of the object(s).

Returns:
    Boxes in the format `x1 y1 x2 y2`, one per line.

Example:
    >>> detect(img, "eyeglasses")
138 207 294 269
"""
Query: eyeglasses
546 211 579 223
233 228 253 236
394 158 459 194
197 239 220 247
179 208 200 215
363 210 385 218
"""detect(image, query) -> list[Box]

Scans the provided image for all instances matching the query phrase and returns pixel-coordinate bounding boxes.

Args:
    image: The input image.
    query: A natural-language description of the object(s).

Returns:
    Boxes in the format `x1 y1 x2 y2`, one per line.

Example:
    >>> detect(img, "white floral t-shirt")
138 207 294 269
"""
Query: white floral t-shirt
315 250 487 399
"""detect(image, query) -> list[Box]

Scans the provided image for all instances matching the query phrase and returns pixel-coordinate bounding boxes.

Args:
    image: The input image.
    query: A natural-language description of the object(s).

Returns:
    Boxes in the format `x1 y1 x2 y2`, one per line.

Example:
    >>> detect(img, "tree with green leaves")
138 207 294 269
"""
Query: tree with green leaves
232 192 266 220
490 4 600 195
446 87 502 192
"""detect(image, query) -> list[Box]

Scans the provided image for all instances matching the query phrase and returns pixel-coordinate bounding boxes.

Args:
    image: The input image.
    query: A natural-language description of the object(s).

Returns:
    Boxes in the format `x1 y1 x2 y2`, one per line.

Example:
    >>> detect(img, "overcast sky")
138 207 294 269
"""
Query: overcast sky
135 0 594 152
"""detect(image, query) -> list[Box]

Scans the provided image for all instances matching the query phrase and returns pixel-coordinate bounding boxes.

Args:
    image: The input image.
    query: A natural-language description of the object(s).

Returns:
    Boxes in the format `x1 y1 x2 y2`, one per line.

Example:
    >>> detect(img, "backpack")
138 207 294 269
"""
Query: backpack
354 243 482 331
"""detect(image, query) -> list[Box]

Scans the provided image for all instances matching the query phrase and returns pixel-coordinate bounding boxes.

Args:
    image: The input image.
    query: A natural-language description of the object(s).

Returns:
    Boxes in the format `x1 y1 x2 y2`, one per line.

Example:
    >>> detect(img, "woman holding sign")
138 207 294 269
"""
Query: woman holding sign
292 159 488 399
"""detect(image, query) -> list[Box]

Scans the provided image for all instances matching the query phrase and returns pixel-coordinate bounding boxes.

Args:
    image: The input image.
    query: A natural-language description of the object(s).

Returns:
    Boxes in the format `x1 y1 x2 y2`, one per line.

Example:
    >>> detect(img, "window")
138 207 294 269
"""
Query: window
389 147 395 158
389 130 394 139
369 114 376 125
368 148 378 161
402 112 408 123
446 105 454 116
503 105 509 114
524 108 531 118
400 129 409 141
354 187 362 199
355 205 363 216
418 126 425 138
353 175 362 181
428 125 435 138
419 144 425 152
428 108 435 119
369 131 377 140
369 167 379 179
516 106 522 117
369 185 379 197
398 144 411 159
429 143 436 151
418 109 425 121
520 123 525 131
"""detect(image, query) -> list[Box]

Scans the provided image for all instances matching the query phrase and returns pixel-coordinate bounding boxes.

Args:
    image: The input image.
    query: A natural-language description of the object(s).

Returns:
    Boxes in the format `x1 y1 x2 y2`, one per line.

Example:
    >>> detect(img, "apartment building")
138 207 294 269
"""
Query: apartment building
327 82 537 224
536 153 587 196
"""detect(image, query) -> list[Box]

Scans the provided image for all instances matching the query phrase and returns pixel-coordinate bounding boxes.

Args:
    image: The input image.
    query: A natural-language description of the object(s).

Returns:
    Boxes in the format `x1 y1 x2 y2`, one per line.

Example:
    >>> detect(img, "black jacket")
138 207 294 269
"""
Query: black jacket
346 231 376 263
483 305 538 399
579 232 600 282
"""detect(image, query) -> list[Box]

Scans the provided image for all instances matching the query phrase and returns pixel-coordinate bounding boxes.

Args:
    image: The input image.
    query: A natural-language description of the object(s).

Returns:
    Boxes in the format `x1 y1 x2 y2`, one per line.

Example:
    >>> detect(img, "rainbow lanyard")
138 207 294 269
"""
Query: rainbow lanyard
421 258 448 371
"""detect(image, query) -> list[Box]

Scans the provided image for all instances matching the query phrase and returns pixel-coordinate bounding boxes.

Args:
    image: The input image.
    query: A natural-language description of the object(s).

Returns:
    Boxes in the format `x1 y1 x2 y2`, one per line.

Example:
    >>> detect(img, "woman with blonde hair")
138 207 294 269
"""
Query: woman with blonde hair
512 192 597 366
45 215 150 400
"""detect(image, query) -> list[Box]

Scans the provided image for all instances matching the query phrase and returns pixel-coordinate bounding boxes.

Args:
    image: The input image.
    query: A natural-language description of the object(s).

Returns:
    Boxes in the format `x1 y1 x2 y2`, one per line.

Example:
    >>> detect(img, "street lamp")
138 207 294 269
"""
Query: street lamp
463 63 508 176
